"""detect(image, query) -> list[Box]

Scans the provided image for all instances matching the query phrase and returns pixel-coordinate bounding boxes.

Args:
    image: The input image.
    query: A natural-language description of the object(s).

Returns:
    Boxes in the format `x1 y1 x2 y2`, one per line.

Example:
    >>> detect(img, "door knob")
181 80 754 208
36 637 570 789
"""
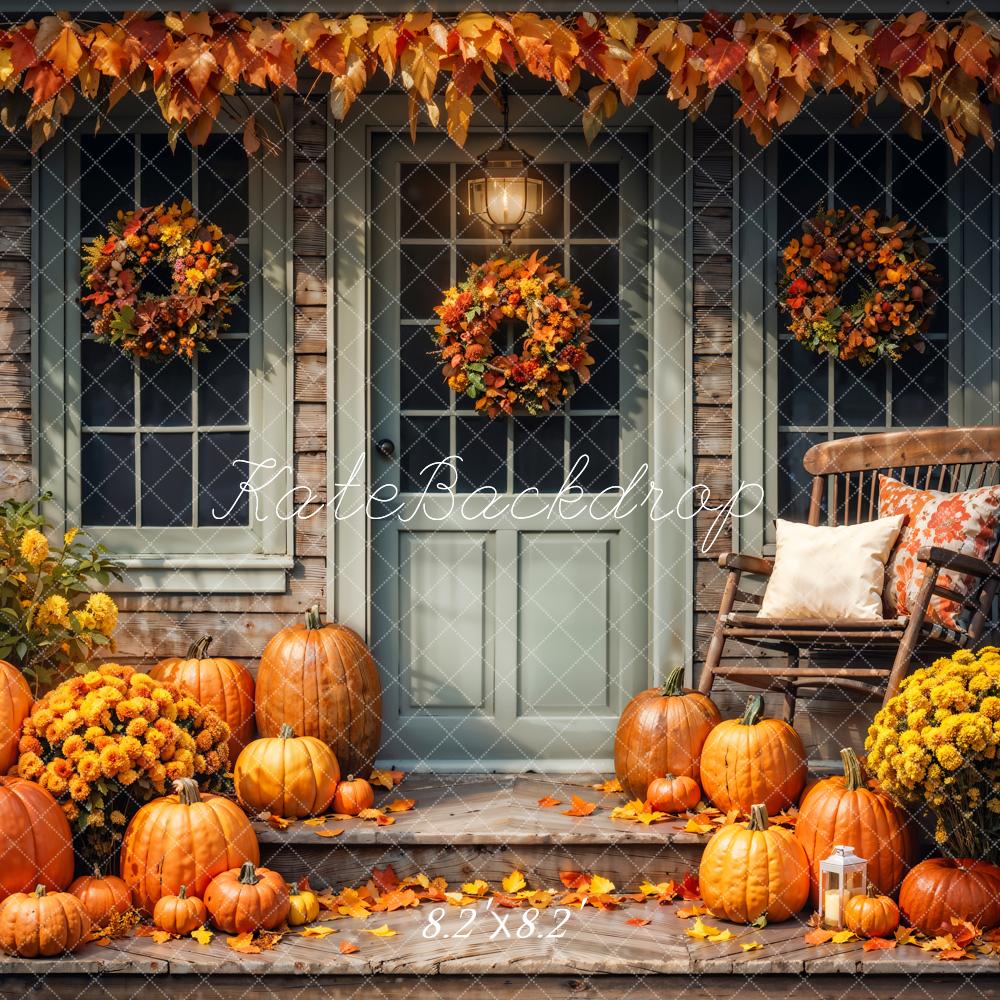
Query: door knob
375 438 396 459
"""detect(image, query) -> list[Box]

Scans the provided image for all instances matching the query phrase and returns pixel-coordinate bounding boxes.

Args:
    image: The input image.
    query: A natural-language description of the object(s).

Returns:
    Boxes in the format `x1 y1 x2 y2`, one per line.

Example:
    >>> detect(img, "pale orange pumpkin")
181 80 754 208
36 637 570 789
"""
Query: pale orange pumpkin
614 666 721 798
0 885 91 957
152 886 208 936
795 747 913 905
333 775 375 816
68 867 132 927
150 636 255 757
0 776 74 901
120 777 259 913
844 887 900 939
255 606 381 777
0 660 30 775
234 724 340 819
699 695 807 814
699 803 810 924
204 862 290 934
899 858 1000 935
646 774 701 813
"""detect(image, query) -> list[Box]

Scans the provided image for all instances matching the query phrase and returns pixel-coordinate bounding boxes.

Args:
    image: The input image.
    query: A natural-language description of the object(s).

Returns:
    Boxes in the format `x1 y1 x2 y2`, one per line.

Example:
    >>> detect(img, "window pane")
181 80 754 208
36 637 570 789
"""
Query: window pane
513 417 564 492
833 134 884 211
198 432 249 526
81 341 134 427
778 347 827 426
571 416 618 491
140 357 191 426
518 164 565 241
81 134 135 237
199 340 250 425
778 431 824 523
401 327 448 409
400 416 450 492
892 137 948 236
141 433 192 526
571 325 618 409
892 340 949 427
570 163 619 239
456 418 506 493
199 134 249 233
776 135 826 238
139 134 193 206
400 165 450 239
570 244 619 320
400 243 450 320
82 434 135 526
834 361 887 428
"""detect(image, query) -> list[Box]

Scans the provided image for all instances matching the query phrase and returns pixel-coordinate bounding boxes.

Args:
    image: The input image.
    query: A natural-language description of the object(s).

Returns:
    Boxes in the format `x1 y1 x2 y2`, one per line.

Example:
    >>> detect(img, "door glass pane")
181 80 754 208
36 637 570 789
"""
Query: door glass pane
456 418 507 493
198 432 249 526
141 433 192 526
570 163 619 239
778 431 823 523
572 326 618 409
81 341 134 427
400 417 450 492
199 134 250 232
82 434 135 526
400 244 450 319
777 348 826 426
513 418 564 492
199 340 250 425
140 134 193 206
401 327 448 409
140 357 192 426
892 340 949 427
571 417 618 491
80 134 136 237
401 165 450 239
834 361 887 428
570 244 619 320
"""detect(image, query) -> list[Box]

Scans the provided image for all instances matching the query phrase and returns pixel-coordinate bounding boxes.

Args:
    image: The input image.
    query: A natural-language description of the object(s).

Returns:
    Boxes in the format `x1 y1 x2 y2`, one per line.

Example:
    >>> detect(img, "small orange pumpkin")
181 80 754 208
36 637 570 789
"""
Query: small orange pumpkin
845 887 900 939
68 867 132 927
0 885 91 957
646 774 701 813
153 886 208 936
699 694 807 814
234 724 340 818
204 862 290 934
333 775 375 816
0 660 31 774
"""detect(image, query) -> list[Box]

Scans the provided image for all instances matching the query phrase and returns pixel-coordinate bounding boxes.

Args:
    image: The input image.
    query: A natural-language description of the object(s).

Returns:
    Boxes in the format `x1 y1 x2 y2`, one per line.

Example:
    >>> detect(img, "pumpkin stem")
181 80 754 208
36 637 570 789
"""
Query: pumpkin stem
93 865 102 879
748 804 769 831
660 666 685 697
186 635 213 660
279 723 296 740
173 778 201 806
841 747 864 792
34 885 46 897
346 774 356 782
741 694 765 726
289 885 301 897
237 862 260 886
179 885 188 900
664 774 676 782
305 605 323 630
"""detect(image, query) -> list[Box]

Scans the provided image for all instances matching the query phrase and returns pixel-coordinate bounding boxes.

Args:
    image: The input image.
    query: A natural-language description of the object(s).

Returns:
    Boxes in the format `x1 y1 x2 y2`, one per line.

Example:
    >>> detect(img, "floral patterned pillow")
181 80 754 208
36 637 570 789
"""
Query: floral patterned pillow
878 474 1000 629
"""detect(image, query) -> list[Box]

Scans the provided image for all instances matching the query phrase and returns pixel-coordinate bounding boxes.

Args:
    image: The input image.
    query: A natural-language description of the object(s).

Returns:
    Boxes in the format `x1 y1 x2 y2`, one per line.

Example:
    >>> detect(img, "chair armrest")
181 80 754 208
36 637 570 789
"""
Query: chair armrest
717 552 773 576
917 546 1000 579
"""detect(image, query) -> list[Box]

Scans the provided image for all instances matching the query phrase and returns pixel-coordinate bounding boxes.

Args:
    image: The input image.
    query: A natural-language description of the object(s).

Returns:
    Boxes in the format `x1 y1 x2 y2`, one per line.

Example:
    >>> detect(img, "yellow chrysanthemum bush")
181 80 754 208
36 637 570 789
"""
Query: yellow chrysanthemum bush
866 646 1000 861
0 494 123 694
16 662 231 866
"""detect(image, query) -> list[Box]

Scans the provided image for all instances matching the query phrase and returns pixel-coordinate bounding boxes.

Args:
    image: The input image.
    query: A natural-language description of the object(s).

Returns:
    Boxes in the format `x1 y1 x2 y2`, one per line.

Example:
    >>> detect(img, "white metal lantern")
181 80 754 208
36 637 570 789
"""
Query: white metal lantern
819 845 868 929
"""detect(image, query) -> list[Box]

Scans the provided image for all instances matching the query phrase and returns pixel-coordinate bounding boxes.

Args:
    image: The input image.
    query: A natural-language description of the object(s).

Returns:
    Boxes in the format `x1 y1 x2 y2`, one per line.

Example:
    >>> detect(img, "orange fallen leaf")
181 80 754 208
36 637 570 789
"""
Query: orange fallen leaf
92 936 112 947
862 937 896 951
676 905 708 919
562 795 597 817
503 870 527 893
267 814 292 830
591 778 622 793
537 795 561 808
560 871 589 890
462 879 490 897
340 940 360 954
372 865 401 893
369 768 405 790
303 816 328 827
227 932 261 954
938 948 972 961
626 917 651 926
683 818 715 834
804 928 834 945
492 892 524 908
150 929 174 944
314 828 345 838
678 873 700 900
386 798 416 813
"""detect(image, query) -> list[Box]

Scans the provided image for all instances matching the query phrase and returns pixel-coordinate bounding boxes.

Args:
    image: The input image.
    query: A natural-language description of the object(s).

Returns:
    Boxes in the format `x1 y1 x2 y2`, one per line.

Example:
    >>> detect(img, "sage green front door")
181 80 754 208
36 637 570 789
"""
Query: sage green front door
370 132 650 768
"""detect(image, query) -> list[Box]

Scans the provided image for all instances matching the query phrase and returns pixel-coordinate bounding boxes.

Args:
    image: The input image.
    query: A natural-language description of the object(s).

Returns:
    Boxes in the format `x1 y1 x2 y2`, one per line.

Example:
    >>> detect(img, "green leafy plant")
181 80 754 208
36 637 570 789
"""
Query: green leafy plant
0 494 123 695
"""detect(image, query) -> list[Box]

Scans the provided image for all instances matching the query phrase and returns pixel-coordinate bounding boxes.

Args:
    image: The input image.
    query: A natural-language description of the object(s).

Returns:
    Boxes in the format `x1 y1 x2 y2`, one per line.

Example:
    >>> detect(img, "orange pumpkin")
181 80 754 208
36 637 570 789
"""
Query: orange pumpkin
150 636 255 757
0 885 91 957
120 777 259 913
899 858 1000 935
204 862 290 934
795 747 913 905
68 867 132 927
153 886 208 936
333 775 375 816
699 803 810 924
845 887 900 939
699 695 807 814
614 666 721 798
0 660 30 774
646 774 701 813
255 606 382 777
0 776 74 901
234 724 340 819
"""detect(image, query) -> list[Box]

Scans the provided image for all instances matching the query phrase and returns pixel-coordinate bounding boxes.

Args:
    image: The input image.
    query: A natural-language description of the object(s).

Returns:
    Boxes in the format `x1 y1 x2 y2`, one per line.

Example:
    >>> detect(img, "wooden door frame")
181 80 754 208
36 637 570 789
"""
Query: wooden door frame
328 93 692 713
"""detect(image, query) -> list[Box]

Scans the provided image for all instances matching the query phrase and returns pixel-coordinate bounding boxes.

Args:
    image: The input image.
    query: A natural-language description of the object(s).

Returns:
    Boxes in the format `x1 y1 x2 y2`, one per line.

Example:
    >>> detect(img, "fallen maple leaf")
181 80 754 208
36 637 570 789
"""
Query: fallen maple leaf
314 828 345 838
339 940 360 954
227 932 261 954
520 889 554 908
626 917 651 926
386 798 416 813
804 928 834 945
492 891 524 908
562 795 597 817
267 814 292 830
862 937 896 951
299 925 337 939
91 936 112 947
678 873 700 900
537 795 561 808
589 875 616 896
364 924 397 937
676 905 708 919
830 929 858 944
462 879 489 897
740 941 764 952
191 926 213 946
151 929 174 944
938 948 972 961
560 871 589 890
683 818 715 834
372 865 401 893
369 768 405 790
591 778 622 793
503 869 527 893
303 816 328 827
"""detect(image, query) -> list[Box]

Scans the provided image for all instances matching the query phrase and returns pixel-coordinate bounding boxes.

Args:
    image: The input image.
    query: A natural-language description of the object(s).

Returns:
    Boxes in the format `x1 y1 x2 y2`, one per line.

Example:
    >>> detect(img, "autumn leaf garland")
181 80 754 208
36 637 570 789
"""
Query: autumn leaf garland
2 11 1000 161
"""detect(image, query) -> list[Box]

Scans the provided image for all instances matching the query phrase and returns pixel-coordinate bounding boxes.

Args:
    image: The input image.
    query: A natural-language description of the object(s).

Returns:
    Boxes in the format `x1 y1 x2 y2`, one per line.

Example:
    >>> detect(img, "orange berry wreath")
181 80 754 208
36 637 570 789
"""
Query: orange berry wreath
81 200 242 362
433 252 594 418
779 206 938 365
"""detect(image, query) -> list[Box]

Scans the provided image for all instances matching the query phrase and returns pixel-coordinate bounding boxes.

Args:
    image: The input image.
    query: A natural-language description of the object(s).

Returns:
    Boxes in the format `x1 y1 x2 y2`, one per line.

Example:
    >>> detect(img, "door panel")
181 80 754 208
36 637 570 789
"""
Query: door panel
370 131 650 766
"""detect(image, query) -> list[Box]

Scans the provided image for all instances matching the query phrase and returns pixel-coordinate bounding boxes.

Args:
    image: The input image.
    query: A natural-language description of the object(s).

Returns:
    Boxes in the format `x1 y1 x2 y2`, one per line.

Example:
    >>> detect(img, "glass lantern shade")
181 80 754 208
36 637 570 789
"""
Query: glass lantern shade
819 845 868 929
467 149 543 243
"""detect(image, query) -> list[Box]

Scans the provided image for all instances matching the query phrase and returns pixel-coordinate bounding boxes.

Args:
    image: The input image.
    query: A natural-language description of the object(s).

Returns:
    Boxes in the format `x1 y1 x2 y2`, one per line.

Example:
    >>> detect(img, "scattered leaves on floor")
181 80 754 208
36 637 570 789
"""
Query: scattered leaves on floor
537 795 561 808
358 807 395 825
267 814 292 830
626 917 651 926
386 798 416 813
369 768 406 789
686 916 731 942
191 926 213 946
462 879 489 897
676 905 708 919
314 828 345 838
299 925 338 939
339 940 360 954
503 870 527 893
862 938 896 951
610 799 669 825
740 941 764 952
562 795 597 817
364 924 397 937
591 778 622 793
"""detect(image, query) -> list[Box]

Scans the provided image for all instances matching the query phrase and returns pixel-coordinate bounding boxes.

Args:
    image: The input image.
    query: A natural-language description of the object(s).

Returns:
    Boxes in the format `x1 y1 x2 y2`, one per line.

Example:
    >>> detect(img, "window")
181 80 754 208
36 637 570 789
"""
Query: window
37 123 292 591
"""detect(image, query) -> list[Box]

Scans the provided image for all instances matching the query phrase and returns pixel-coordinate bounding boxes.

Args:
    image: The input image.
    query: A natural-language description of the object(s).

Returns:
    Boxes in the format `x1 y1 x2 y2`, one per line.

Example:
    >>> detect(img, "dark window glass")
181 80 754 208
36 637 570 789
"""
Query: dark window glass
834 361 887 428
892 137 948 236
140 357 191 426
571 416 619 491
81 134 136 237
140 433 192 526
778 432 824 523
777 348 826 426
571 326 619 409
893 341 949 427
833 134 883 210
140 134 193 206
570 162 619 239
400 244 450 319
401 327 448 409
199 134 250 233
198 432 249 526
82 434 135 526
456 418 507 493
776 135 826 238
570 244 619 320
400 417 450 492
513 418 564 493
199 340 250 425
400 165 450 239
81 341 134 427
228 244 250 333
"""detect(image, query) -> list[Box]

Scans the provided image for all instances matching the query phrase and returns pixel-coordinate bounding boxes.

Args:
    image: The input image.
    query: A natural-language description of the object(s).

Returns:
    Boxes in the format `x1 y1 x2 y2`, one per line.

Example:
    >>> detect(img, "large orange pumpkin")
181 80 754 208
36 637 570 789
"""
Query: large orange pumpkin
150 635 255 757
0 776 74 901
898 858 1000 935
255 606 382 777
0 660 30 774
120 777 259 913
204 862 290 934
68 867 132 927
699 694 807 814
233 724 340 818
699 803 810 923
795 747 913 905
0 885 91 957
614 666 721 798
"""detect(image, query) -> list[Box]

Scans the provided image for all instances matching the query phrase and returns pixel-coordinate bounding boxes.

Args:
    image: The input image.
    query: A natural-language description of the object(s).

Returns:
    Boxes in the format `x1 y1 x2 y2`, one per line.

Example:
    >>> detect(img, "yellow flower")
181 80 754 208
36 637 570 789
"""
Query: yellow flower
19 528 49 567
85 593 118 637
63 527 79 546
36 594 70 629
110 810 126 825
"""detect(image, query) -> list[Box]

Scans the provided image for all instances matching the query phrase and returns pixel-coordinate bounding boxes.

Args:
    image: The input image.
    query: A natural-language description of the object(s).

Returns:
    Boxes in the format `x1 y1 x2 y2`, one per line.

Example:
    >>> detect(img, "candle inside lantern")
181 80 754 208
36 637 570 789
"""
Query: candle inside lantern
823 889 841 926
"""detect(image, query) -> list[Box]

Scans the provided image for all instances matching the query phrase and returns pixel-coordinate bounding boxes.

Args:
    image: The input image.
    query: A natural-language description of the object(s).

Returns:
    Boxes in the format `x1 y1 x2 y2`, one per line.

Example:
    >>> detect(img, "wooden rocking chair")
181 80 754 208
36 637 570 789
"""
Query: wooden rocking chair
698 427 1000 721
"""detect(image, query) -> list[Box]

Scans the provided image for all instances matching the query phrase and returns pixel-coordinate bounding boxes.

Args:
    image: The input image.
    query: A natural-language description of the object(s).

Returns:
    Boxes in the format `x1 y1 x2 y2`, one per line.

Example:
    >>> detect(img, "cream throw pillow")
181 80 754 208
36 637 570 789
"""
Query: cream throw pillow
758 516 905 620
